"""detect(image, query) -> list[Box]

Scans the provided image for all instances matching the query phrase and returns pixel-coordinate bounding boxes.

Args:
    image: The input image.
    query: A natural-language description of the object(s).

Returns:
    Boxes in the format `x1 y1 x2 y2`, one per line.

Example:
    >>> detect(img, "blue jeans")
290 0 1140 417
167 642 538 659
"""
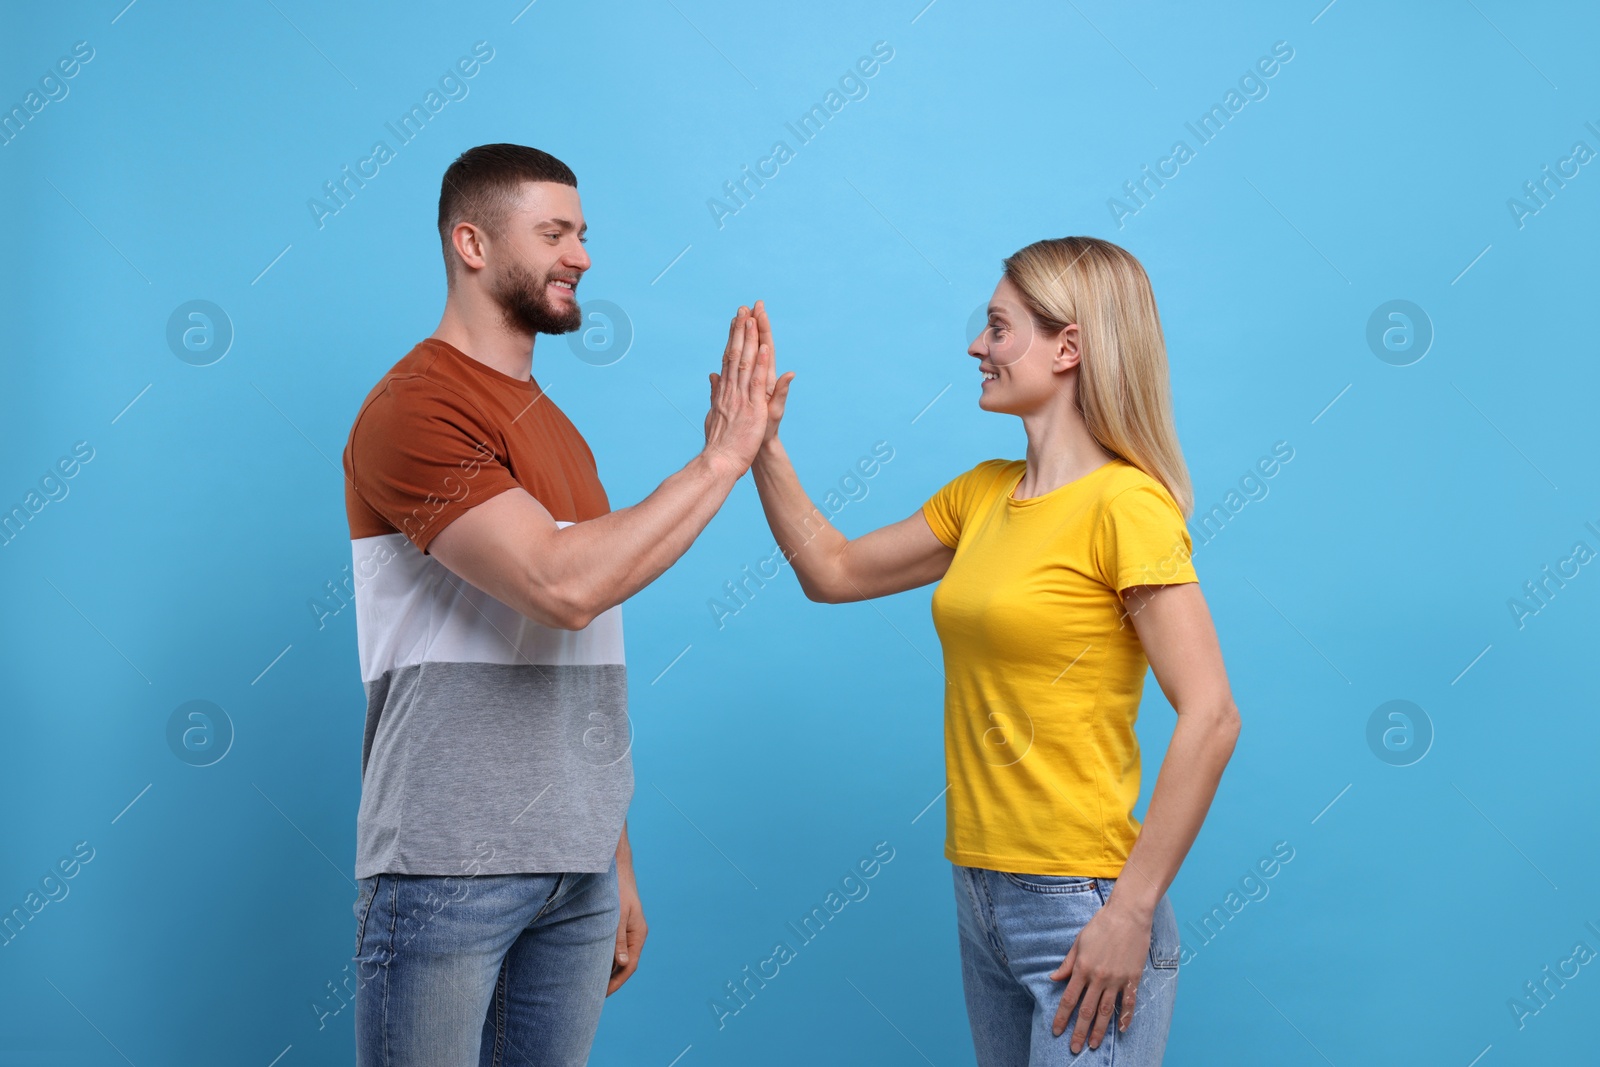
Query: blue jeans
351 857 619 1066
954 865 1179 1066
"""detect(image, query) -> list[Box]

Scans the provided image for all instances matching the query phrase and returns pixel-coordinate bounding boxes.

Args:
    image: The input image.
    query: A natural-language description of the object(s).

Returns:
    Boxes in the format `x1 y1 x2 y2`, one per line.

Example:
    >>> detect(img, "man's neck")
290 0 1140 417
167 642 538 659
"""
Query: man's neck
430 302 536 381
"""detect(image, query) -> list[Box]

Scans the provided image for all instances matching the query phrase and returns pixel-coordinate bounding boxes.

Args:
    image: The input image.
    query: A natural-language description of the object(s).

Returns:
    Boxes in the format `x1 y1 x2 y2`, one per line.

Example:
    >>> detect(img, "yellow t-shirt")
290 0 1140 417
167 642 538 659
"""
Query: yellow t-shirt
921 456 1198 877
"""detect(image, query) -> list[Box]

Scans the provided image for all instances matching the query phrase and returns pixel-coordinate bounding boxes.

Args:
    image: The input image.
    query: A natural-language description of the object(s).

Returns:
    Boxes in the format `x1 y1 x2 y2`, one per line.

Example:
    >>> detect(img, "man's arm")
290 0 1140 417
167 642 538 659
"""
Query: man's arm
429 309 771 629
608 821 645 995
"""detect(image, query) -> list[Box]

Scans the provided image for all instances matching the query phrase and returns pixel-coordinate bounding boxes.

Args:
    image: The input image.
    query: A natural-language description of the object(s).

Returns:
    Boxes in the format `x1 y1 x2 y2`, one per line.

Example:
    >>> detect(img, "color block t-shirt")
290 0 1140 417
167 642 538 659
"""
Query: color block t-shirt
922 457 1197 878
342 337 632 879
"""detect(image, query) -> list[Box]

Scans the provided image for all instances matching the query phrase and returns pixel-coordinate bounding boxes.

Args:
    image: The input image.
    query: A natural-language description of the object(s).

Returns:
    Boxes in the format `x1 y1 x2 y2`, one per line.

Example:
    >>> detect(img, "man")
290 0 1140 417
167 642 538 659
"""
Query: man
341 142 772 1064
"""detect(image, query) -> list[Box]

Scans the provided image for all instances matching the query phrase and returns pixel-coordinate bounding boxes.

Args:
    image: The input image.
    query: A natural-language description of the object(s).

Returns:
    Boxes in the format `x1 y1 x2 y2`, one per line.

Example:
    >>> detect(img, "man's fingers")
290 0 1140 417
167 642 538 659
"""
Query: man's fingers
605 917 630 996
721 311 739 372
728 314 752 396
734 315 758 395
721 309 746 385
606 962 633 996
606 911 644 996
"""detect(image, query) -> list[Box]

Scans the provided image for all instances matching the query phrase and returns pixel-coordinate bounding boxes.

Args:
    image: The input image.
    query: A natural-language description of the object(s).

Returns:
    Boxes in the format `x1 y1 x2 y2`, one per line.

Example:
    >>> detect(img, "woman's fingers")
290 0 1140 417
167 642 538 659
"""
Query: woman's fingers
754 298 772 351
747 342 770 403
1051 969 1084 1037
1049 945 1075 983
1083 985 1116 1051
1064 981 1099 1051
1119 981 1138 1032
754 299 776 394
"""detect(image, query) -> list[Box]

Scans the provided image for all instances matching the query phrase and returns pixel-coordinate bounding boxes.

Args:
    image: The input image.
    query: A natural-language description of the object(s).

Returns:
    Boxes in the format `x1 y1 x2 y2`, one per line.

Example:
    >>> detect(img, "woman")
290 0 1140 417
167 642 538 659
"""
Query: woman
727 236 1240 1064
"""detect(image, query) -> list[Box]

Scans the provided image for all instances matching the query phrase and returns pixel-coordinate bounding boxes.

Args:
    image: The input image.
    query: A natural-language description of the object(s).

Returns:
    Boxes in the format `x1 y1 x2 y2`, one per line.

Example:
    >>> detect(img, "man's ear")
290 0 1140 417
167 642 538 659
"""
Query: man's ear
1052 321 1082 373
452 221 489 274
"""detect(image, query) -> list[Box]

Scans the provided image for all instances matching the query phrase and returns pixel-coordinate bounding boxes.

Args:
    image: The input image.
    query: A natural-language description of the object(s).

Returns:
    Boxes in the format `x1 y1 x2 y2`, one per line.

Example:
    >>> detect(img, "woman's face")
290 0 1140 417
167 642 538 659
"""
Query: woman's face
968 276 1076 416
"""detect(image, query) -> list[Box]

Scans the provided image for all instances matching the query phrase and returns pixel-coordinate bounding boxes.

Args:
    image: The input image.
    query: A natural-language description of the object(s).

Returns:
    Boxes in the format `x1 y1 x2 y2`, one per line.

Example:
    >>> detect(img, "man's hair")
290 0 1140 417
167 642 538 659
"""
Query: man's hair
437 143 577 284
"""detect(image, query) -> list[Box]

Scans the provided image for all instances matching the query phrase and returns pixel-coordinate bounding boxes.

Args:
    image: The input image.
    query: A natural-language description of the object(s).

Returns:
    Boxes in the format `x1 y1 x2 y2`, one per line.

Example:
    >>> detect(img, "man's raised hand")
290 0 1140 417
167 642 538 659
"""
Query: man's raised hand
702 304 772 475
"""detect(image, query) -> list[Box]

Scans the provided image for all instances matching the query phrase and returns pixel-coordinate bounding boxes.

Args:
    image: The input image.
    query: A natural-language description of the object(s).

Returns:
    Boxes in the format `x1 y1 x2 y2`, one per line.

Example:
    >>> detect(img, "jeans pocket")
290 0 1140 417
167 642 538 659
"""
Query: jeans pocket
353 875 380 957
999 871 1100 894
1148 893 1180 970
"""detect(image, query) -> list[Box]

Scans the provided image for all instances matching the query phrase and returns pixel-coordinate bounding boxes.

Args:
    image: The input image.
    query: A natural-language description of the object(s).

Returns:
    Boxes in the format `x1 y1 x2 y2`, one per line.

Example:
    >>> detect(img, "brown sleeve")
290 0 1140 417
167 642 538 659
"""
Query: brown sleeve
346 377 523 554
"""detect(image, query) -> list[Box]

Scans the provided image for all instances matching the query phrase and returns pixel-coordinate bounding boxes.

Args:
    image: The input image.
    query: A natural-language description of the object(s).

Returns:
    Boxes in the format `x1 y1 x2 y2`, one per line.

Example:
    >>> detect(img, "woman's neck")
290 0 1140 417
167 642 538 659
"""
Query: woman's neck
1013 403 1116 499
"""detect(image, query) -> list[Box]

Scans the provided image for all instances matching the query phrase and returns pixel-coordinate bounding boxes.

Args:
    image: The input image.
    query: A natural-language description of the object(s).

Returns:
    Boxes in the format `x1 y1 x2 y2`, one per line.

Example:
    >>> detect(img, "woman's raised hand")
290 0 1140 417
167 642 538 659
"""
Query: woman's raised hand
753 299 795 447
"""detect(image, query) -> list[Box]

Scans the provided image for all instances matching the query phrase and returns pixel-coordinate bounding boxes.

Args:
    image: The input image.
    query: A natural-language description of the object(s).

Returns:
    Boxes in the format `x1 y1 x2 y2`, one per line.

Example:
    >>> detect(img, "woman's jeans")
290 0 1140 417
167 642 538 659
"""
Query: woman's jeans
954 864 1180 1066
351 857 619 1066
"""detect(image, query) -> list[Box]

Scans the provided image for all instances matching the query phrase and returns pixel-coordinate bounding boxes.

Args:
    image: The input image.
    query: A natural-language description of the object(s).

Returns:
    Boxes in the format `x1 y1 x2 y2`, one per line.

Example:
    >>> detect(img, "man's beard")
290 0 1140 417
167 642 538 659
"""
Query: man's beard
491 260 583 336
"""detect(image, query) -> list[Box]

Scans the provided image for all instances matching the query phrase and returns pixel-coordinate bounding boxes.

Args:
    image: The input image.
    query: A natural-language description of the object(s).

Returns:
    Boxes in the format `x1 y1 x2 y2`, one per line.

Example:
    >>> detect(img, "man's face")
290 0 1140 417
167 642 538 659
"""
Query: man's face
485 181 590 336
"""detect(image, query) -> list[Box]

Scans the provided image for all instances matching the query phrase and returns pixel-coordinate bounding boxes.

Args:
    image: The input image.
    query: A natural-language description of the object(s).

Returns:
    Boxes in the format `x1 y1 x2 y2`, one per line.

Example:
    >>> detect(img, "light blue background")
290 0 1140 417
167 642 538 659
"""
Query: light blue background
3 0 1597 1064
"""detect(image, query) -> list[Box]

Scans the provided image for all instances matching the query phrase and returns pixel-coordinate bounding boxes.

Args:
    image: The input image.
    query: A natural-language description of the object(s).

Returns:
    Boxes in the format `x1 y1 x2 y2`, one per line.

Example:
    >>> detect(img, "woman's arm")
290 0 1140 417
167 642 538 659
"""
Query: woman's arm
1108 581 1241 915
736 301 954 602
1051 581 1241 1052
751 438 953 602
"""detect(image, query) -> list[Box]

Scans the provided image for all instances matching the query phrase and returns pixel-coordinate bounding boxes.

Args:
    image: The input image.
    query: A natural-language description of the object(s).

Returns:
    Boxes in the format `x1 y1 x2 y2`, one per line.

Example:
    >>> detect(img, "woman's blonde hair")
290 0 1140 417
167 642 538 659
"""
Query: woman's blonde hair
1002 236 1193 517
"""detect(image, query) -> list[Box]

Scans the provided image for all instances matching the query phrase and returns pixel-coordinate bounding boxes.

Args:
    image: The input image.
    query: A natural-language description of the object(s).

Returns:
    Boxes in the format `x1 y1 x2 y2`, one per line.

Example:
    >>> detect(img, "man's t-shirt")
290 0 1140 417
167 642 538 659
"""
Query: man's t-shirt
921 457 1197 878
342 337 632 879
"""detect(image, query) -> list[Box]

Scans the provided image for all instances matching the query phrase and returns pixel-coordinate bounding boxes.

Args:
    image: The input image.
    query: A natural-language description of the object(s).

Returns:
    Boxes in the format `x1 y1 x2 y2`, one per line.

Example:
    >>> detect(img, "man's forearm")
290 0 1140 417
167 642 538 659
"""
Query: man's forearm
556 450 744 624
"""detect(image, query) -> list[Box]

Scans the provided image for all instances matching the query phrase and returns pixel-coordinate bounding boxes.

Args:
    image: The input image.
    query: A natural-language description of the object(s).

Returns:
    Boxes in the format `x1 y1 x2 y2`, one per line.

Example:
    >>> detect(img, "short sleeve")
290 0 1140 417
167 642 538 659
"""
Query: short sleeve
921 460 1010 549
1094 483 1198 592
345 380 522 554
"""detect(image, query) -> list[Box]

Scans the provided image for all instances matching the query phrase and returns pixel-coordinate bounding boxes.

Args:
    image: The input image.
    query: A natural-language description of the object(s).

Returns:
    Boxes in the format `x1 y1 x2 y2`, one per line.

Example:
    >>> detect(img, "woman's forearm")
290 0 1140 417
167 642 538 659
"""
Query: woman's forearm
750 437 850 602
1106 699 1241 920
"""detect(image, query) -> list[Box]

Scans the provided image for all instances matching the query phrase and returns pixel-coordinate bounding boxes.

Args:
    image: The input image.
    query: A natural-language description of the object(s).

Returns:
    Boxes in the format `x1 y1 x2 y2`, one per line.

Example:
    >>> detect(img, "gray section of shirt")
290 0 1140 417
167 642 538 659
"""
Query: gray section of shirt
355 661 633 878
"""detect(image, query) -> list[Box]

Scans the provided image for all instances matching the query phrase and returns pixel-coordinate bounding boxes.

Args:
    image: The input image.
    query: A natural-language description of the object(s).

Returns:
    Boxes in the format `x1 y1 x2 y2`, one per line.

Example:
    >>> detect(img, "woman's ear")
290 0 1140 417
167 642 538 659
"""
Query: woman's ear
1052 321 1082 372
